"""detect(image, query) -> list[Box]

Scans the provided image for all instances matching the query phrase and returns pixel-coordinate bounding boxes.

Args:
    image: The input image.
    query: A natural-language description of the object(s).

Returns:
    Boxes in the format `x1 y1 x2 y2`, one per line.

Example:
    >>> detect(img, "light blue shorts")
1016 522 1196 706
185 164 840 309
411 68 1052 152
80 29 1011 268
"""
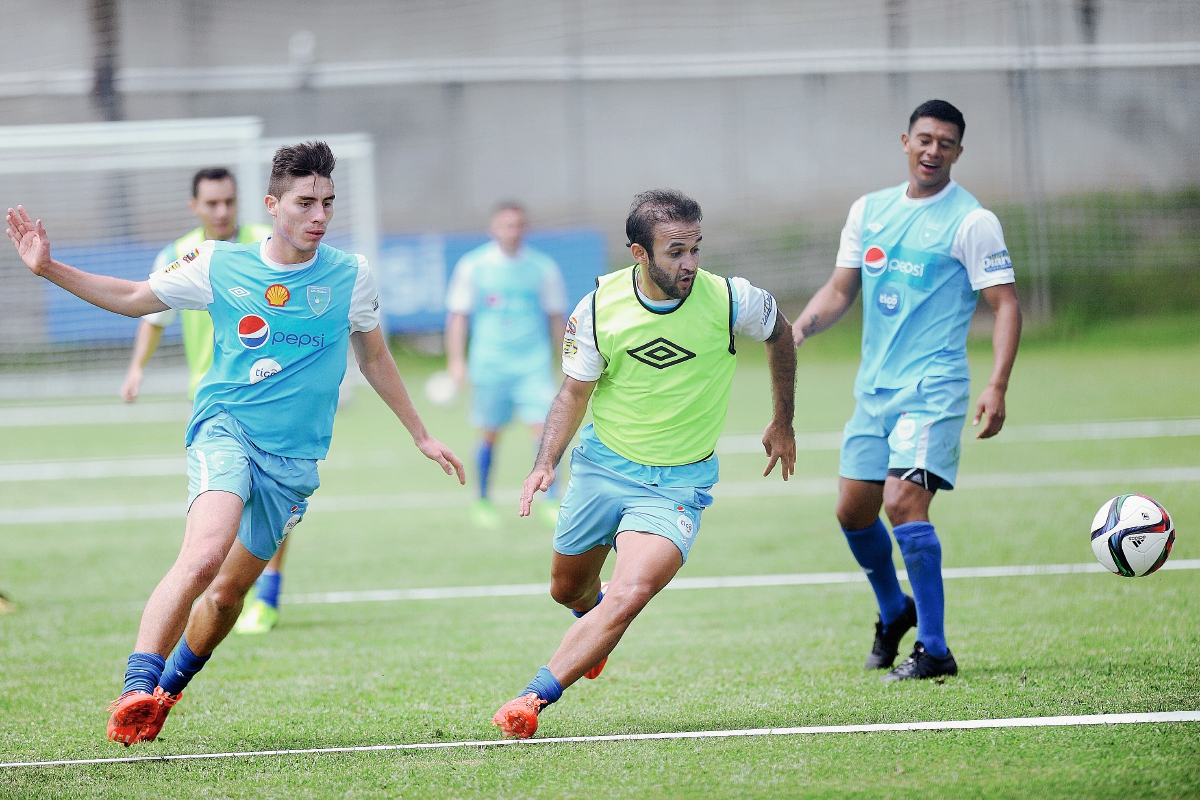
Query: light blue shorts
186 411 320 561
470 371 556 431
553 446 712 563
839 376 970 489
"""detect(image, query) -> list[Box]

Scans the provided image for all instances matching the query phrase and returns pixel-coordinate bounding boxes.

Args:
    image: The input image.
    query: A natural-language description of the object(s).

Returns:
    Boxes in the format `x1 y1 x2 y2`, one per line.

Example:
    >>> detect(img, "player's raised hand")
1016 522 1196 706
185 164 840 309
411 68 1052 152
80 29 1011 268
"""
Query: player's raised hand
973 383 1007 439
520 464 556 517
416 435 466 484
5 206 52 275
762 419 796 481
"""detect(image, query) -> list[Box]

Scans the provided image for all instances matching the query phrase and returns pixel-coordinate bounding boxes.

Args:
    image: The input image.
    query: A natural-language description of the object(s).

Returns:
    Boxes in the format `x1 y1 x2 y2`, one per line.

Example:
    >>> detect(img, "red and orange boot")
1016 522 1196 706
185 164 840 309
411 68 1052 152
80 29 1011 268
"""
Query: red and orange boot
106 691 160 746
492 693 547 739
138 687 183 743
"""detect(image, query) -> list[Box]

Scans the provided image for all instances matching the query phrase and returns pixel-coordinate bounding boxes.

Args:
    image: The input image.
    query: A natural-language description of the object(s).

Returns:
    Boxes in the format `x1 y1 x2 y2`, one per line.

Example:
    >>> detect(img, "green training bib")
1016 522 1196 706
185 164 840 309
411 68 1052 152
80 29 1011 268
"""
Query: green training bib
590 266 736 466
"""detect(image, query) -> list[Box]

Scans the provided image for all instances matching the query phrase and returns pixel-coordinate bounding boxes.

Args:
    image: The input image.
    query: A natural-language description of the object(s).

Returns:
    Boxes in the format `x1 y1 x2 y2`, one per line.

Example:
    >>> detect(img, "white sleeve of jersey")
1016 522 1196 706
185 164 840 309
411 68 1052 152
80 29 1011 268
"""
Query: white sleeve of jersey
953 209 1016 291
540 260 569 315
350 255 382 333
444 256 476 314
730 276 778 342
147 241 215 311
834 195 867 269
561 293 605 382
142 245 179 327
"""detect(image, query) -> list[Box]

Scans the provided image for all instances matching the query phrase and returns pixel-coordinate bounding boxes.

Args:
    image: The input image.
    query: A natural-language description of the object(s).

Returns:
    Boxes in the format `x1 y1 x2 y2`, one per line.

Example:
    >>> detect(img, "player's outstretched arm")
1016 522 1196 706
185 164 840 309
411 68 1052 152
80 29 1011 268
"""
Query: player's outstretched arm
520 377 595 517
791 267 862 348
6 206 168 318
762 311 797 481
974 283 1022 439
351 326 466 484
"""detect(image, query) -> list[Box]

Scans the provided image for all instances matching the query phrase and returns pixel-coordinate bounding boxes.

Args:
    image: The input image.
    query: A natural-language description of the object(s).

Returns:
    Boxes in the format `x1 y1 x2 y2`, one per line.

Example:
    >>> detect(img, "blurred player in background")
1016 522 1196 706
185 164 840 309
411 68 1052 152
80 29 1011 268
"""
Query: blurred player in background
792 100 1021 681
492 190 796 739
444 202 568 529
7 140 464 746
118 169 288 636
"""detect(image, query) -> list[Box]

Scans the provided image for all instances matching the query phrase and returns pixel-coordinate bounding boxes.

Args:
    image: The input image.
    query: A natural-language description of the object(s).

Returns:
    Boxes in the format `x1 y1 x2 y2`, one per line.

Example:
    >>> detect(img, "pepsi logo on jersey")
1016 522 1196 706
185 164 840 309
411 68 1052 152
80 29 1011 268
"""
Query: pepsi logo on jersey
237 315 326 350
238 315 271 349
863 246 888 277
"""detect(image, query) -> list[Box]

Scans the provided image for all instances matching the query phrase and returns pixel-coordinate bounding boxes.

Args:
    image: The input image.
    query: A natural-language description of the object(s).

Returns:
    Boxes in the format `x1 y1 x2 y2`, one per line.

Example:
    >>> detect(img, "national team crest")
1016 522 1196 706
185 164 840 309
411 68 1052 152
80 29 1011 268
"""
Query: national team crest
307 285 331 315
208 451 235 474
919 220 944 248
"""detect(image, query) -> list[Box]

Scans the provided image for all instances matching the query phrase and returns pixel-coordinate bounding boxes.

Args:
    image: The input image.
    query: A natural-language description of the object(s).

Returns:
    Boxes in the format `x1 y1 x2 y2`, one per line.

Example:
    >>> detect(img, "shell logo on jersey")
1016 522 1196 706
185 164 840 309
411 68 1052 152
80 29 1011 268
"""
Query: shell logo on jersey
265 284 291 307
863 246 888 277
238 315 271 348
249 358 282 384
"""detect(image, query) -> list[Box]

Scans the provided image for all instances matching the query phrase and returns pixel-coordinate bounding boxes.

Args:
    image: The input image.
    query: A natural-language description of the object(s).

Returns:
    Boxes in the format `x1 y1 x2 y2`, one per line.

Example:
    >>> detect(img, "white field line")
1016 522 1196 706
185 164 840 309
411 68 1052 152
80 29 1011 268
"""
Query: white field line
2 710 1197 769
4 465 1200 525
281 559 1200 606
0 403 191 428
716 417 1200 454
4 417 1199 481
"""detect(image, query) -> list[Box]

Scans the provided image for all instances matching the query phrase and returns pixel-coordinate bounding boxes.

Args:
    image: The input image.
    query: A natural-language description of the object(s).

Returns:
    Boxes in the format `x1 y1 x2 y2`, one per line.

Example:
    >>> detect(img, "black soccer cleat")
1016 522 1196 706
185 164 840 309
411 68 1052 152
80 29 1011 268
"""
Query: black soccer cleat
864 595 917 670
881 641 958 682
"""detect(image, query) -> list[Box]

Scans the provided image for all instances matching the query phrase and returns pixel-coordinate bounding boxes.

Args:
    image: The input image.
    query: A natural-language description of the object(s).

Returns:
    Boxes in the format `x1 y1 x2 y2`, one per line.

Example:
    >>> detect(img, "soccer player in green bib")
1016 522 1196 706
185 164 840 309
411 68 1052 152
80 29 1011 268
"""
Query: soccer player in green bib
492 190 797 738
7 141 464 746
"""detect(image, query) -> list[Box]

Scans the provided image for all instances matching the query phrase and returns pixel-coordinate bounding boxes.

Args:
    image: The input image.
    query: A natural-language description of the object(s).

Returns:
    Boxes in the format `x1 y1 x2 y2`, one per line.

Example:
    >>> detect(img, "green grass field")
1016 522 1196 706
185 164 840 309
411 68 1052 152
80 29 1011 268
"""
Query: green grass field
1 316 1198 798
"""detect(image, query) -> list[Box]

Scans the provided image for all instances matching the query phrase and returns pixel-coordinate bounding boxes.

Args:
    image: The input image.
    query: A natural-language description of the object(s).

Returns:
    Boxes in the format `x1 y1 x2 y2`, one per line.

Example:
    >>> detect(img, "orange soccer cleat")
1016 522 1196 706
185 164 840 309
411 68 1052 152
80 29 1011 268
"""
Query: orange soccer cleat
492 693 546 739
584 655 608 680
106 691 160 746
138 687 183 743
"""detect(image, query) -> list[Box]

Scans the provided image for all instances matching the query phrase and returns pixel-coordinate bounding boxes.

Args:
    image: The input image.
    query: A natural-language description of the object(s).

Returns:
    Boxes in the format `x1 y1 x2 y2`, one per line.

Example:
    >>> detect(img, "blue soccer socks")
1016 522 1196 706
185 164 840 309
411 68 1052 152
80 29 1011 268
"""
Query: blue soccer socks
255 569 283 609
123 652 166 696
159 636 211 696
570 586 604 618
843 518 909 626
477 440 494 500
523 666 563 706
893 521 947 657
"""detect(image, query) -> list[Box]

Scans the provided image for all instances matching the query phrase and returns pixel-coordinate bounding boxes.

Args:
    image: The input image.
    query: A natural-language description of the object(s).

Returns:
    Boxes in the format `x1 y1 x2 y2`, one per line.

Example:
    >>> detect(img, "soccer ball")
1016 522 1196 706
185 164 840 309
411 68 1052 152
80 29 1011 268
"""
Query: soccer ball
1089 494 1175 577
424 370 458 406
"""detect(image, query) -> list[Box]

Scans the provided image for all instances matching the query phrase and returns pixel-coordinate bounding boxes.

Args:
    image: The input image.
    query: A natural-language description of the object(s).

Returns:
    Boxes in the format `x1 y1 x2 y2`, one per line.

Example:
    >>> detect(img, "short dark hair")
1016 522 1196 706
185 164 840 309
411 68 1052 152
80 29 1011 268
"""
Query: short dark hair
908 99 966 141
625 189 703 252
492 200 526 217
268 141 336 198
192 167 235 198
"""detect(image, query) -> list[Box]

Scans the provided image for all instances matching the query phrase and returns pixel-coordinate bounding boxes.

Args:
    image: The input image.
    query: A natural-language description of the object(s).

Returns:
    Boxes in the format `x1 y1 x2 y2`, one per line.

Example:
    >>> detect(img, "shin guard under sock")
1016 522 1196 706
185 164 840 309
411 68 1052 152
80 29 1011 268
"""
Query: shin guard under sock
842 518 908 626
893 521 947 657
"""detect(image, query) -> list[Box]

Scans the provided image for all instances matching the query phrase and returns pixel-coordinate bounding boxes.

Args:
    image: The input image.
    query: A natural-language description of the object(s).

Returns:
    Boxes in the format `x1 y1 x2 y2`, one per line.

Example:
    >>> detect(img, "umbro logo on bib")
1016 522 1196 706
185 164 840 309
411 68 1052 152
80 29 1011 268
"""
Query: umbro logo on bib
627 337 696 370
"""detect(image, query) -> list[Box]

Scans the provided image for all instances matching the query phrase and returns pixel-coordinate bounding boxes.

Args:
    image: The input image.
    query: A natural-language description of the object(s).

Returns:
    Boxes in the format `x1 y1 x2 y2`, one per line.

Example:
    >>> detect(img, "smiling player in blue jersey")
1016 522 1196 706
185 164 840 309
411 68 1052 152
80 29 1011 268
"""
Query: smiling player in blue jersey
793 100 1021 681
6 141 465 745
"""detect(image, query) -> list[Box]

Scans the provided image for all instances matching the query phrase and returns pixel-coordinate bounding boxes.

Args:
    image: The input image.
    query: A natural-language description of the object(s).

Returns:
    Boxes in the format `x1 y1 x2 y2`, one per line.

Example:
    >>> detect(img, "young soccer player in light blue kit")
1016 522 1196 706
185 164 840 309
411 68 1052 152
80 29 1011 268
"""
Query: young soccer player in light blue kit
445 203 568 528
793 100 1021 681
6 141 464 745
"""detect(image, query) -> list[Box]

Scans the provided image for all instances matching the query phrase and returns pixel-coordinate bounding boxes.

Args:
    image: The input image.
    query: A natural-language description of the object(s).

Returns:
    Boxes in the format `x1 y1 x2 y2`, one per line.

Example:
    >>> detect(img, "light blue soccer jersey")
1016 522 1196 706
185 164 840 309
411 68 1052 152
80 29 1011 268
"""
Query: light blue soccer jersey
856 182 983 393
445 242 566 384
186 241 362 459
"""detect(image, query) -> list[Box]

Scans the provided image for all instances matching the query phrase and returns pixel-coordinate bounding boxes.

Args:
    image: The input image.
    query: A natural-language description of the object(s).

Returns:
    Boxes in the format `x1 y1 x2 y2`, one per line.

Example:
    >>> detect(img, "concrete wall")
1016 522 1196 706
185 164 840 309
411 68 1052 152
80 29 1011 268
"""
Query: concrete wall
0 0 1197 289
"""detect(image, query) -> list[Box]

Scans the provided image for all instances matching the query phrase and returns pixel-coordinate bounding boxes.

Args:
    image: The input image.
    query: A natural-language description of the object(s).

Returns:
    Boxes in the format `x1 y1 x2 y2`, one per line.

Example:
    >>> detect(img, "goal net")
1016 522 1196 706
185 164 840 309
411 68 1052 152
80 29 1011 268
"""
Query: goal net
0 118 378 376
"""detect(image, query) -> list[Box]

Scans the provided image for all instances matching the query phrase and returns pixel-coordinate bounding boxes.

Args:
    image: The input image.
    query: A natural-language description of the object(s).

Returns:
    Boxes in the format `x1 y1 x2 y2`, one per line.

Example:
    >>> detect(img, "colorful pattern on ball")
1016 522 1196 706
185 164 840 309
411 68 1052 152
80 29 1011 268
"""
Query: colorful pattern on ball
1089 494 1175 578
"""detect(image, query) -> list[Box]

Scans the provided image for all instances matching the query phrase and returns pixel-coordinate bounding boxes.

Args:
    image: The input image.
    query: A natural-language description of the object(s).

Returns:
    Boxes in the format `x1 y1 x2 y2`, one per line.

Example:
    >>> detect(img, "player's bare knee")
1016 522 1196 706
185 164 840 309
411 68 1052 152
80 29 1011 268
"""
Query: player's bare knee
603 583 653 625
883 494 926 527
549 577 587 607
